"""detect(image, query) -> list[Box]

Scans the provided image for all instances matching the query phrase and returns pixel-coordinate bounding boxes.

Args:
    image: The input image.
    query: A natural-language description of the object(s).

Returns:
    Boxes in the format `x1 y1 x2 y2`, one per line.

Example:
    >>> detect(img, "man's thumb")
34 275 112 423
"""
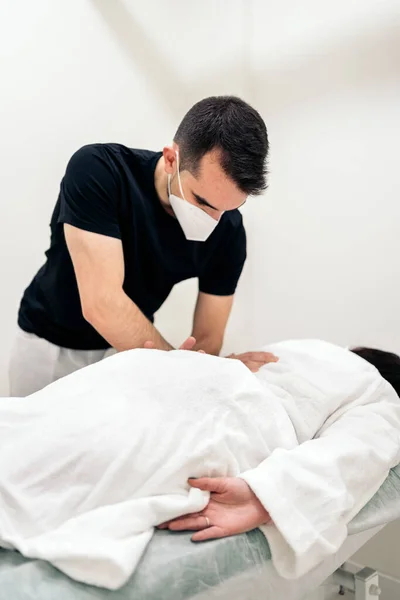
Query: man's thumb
179 336 197 351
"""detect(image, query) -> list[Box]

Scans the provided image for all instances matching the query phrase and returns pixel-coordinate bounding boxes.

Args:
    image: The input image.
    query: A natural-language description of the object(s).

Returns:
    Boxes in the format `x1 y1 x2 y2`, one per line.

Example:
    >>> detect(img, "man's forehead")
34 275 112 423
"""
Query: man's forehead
188 153 247 211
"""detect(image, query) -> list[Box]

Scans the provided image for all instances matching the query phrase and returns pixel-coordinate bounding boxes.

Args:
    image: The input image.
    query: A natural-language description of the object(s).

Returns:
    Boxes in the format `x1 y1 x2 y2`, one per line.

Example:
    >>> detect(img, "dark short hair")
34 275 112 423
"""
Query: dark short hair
174 96 269 196
352 347 400 397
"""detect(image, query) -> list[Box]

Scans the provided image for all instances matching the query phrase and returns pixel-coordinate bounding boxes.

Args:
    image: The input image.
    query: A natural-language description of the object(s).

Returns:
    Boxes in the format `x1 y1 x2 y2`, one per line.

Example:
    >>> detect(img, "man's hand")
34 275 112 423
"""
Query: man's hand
157 477 271 541
228 351 279 372
143 342 277 367
144 336 205 352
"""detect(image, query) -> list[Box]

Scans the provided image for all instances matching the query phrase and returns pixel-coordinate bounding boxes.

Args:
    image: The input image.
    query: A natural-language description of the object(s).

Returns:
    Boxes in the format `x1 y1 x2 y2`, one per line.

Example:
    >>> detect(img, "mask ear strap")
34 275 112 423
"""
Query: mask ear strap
175 150 186 200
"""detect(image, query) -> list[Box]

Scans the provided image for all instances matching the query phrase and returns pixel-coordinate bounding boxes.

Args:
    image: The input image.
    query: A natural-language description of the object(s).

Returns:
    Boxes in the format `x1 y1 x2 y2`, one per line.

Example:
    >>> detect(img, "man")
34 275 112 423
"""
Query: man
9 96 270 396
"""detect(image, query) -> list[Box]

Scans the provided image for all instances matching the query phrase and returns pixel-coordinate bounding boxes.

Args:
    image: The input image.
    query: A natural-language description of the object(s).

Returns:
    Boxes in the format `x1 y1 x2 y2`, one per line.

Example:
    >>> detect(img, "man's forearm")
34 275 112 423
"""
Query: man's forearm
192 335 223 356
83 291 173 352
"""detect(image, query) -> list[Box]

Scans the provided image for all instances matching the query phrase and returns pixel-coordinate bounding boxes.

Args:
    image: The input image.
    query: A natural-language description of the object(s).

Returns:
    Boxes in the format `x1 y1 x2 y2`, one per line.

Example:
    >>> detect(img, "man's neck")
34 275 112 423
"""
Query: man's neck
154 156 174 216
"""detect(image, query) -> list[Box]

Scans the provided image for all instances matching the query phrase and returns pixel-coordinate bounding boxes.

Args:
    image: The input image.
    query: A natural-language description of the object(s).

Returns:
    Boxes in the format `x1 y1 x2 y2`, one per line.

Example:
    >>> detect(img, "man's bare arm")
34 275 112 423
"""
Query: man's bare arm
191 292 234 355
64 224 173 351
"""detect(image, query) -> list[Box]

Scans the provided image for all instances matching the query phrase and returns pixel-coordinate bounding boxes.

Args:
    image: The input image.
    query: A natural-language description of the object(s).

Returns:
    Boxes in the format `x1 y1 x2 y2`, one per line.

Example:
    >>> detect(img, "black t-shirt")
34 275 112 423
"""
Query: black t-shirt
18 144 247 350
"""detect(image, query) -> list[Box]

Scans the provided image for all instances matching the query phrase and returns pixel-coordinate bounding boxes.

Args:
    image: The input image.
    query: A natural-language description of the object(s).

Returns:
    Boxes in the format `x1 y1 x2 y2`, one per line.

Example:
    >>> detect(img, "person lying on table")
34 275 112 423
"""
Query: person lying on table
1 339 399 589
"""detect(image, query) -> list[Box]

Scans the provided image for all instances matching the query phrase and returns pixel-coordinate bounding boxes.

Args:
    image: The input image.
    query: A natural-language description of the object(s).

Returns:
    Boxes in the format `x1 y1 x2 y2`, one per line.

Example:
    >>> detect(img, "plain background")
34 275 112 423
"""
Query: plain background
0 0 399 584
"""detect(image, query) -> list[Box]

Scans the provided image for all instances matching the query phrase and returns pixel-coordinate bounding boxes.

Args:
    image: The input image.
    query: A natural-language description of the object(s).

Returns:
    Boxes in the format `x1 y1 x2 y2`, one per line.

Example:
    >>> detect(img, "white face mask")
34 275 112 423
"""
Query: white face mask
167 152 222 242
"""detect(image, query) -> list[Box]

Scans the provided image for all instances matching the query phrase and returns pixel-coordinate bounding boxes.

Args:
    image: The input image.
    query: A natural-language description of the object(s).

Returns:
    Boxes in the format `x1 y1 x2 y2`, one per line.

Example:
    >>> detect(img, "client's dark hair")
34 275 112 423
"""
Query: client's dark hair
174 96 269 196
352 347 400 397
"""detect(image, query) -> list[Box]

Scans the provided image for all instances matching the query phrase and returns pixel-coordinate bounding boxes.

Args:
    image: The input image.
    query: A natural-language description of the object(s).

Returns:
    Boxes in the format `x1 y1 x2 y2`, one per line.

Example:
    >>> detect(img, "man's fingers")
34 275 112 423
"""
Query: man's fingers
248 362 262 373
145 337 201 352
227 352 279 365
188 477 226 493
261 353 278 363
243 352 279 363
179 336 197 351
192 526 224 542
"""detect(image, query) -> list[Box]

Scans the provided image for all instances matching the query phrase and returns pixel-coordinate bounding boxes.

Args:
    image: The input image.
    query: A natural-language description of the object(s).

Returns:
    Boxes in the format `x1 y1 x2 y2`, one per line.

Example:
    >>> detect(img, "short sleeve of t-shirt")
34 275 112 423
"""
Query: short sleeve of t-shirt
199 216 247 296
58 144 121 239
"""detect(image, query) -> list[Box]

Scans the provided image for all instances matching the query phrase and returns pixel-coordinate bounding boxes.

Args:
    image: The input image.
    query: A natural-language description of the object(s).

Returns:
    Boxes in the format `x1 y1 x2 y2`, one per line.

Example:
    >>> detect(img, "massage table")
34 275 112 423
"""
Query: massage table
0 464 399 600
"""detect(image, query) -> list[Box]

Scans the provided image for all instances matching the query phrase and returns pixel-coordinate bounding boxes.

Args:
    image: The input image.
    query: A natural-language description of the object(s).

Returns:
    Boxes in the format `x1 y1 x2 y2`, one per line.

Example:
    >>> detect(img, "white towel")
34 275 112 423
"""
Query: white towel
0 348 295 588
243 339 400 578
0 341 399 588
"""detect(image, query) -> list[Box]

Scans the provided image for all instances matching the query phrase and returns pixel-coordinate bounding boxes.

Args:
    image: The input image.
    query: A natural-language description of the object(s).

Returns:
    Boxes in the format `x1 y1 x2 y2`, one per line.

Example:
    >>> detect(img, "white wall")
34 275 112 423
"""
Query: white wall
1 0 399 579
248 1 400 353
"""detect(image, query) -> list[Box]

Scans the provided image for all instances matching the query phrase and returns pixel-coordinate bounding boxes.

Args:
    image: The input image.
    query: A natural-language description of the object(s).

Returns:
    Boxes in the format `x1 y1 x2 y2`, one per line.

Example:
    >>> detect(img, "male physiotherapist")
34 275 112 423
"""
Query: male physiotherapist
10 96 270 396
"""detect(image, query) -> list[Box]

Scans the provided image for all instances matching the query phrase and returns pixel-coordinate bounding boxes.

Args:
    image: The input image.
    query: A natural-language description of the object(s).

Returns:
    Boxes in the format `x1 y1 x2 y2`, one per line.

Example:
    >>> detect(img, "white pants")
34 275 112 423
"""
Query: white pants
8 328 116 397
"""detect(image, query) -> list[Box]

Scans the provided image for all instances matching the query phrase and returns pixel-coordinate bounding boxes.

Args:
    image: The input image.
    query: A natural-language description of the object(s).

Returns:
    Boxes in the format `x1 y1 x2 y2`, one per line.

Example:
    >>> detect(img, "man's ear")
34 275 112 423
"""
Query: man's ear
163 145 179 175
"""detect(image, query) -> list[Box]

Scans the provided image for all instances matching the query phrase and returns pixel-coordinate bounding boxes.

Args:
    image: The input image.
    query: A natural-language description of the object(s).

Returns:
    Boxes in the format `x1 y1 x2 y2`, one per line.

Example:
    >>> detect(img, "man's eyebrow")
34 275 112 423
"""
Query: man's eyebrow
192 192 218 211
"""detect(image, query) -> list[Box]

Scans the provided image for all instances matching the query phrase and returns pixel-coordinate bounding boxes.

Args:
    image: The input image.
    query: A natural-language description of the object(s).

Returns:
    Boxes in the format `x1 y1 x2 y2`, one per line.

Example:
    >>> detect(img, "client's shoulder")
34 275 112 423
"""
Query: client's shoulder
266 339 377 375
